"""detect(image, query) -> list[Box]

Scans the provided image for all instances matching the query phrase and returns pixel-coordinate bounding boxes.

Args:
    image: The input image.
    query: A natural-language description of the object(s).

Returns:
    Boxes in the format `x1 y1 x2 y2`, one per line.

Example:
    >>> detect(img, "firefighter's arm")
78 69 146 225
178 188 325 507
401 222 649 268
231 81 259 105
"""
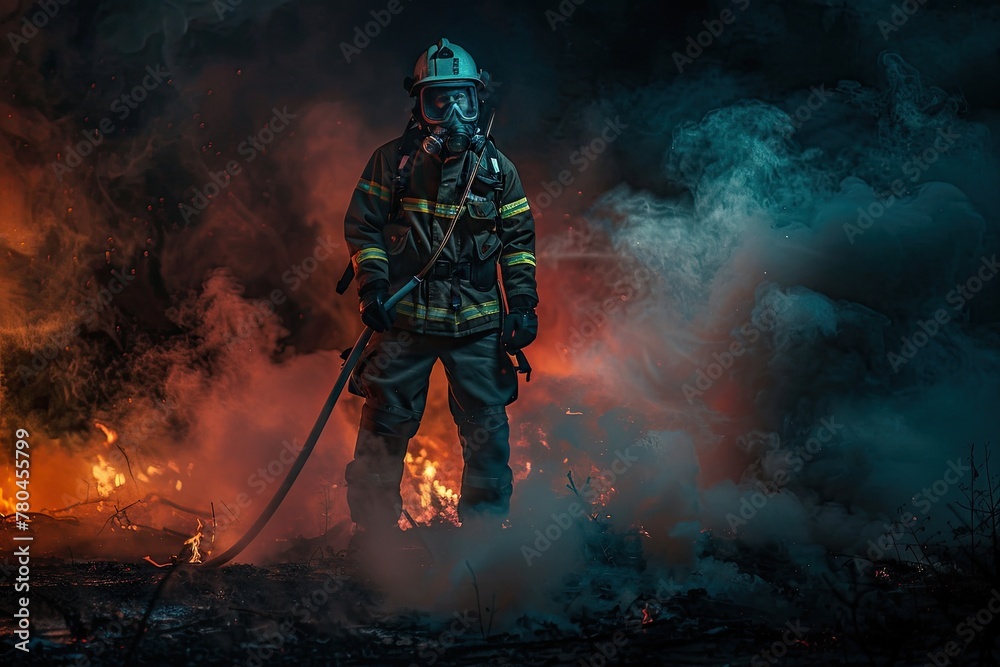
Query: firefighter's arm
496 153 538 312
344 147 394 298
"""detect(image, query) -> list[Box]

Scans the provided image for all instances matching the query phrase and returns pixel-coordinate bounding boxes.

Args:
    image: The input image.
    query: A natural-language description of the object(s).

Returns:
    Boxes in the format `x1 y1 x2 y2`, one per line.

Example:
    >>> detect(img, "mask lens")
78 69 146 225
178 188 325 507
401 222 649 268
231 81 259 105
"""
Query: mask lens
420 85 478 123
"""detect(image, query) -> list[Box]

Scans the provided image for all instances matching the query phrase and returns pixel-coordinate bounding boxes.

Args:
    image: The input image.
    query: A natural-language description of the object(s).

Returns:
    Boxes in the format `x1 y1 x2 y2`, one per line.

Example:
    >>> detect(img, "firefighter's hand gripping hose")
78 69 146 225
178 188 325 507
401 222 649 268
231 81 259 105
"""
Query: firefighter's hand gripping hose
200 110 497 568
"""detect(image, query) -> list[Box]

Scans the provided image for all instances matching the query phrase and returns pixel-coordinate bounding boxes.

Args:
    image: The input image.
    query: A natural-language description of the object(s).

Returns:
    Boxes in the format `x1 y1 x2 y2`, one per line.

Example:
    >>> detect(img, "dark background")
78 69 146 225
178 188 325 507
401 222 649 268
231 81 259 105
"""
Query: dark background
2 0 1000 663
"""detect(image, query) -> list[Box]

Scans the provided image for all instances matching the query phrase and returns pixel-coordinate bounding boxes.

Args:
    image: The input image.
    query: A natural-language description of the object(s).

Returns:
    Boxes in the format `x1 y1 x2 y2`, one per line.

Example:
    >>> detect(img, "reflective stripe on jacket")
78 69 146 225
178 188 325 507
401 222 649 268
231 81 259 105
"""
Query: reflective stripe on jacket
345 137 538 336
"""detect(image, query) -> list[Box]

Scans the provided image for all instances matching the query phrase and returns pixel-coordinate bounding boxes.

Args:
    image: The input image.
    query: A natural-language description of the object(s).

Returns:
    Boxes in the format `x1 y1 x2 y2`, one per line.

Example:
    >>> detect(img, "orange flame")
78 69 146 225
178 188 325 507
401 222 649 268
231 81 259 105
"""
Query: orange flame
0 486 17 515
401 437 460 526
92 455 126 496
94 422 118 445
184 519 204 564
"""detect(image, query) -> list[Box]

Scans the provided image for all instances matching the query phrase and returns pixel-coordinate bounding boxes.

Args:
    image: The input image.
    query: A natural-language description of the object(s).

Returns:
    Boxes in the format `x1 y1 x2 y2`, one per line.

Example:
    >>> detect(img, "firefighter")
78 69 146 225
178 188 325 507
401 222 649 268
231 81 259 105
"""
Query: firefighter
342 38 538 538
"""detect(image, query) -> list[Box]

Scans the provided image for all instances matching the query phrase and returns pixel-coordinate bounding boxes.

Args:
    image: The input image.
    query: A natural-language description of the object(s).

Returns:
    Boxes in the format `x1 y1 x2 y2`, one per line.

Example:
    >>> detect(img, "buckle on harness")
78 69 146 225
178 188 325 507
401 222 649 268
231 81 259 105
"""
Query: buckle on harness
429 260 471 280
428 260 472 311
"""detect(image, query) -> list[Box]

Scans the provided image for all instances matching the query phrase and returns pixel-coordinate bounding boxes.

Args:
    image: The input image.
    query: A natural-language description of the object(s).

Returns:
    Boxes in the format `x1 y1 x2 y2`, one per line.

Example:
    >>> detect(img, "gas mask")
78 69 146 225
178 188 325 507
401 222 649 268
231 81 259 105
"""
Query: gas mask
417 84 484 155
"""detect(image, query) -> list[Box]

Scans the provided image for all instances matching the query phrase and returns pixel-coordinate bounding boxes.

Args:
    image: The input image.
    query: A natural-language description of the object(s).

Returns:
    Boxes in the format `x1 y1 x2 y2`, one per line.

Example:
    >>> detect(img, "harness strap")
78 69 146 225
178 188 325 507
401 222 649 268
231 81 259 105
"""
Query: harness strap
338 127 506 296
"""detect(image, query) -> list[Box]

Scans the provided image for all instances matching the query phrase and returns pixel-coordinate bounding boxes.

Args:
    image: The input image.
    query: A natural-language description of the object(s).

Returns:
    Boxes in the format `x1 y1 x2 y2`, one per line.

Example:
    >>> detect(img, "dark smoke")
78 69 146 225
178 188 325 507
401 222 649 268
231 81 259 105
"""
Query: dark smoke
1 0 999 623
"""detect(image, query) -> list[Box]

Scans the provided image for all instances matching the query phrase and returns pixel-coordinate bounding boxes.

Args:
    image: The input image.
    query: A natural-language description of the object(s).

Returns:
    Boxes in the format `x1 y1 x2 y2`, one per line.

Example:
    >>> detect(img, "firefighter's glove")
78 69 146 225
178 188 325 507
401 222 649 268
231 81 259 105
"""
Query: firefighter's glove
360 281 396 333
502 308 538 354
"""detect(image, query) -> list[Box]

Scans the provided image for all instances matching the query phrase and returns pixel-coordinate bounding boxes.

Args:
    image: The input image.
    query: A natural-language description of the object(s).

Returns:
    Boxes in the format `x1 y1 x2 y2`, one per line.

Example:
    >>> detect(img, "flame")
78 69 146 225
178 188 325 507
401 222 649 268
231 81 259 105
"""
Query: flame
402 438 460 526
184 519 204 564
0 486 16 515
92 455 126 496
94 422 118 445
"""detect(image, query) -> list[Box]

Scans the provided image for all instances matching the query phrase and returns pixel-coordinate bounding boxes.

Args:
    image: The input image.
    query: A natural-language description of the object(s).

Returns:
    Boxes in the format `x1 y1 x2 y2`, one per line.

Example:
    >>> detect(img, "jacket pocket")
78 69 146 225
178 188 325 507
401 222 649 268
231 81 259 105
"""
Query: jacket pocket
466 200 497 231
383 222 412 256
466 200 501 261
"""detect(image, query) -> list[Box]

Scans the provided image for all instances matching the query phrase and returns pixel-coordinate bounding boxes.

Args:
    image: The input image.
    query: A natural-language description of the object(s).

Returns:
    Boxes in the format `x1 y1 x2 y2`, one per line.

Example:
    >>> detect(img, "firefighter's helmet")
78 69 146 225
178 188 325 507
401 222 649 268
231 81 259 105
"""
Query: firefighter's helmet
405 38 490 153
404 38 487 95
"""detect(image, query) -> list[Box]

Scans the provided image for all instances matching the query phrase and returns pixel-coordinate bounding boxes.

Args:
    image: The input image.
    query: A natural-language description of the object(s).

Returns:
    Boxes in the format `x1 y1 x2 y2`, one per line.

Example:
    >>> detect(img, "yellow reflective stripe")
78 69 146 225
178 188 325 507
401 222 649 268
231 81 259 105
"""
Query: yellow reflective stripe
500 197 530 218
351 247 388 271
356 178 392 202
397 299 500 323
400 197 462 219
502 252 536 267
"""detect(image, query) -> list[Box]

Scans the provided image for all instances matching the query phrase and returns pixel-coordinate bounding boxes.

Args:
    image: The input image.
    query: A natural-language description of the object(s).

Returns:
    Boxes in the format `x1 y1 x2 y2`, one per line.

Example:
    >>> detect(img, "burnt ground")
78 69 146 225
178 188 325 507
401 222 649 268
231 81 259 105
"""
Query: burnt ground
1 514 999 666
2 558 838 667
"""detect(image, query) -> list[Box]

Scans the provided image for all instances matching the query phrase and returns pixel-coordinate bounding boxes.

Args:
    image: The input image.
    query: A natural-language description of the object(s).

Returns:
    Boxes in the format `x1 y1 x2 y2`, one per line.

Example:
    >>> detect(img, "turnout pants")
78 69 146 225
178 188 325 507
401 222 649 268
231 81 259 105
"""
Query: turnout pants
345 327 518 527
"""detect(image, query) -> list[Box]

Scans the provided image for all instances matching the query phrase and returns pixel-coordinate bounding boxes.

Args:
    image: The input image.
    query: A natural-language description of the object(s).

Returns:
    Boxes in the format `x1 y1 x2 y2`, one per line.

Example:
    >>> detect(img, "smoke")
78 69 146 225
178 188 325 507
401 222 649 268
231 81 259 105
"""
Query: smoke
0 0 392 543
2 0 999 630
546 1 1000 601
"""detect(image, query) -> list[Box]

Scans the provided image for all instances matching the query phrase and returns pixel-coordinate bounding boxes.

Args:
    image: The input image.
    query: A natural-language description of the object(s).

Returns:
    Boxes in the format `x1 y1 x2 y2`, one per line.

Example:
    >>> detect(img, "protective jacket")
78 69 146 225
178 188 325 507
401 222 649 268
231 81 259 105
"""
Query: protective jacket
345 132 538 336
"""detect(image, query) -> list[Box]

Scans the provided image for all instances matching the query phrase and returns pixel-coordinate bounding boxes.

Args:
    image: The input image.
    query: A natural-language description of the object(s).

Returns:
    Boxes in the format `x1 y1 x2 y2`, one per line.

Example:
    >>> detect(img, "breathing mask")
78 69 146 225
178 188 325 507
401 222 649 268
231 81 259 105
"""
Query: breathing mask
418 84 484 155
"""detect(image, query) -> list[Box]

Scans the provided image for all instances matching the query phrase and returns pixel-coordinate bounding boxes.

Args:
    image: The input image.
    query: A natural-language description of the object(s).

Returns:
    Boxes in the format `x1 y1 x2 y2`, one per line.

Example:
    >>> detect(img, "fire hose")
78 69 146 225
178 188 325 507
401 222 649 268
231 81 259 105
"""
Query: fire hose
201 110 498 568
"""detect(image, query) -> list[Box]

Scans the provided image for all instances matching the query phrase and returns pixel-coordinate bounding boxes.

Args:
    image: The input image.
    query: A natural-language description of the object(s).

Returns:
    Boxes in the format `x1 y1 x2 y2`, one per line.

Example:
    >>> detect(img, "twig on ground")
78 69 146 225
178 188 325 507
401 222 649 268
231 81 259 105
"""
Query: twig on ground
96 500 141 537
465 560 494 641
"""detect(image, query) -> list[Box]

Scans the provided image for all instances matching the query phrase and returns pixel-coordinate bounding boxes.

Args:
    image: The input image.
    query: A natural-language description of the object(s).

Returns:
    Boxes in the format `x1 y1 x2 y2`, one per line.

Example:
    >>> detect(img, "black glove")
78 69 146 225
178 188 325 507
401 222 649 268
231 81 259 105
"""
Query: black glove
359 281 396 333
501 308 538 354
